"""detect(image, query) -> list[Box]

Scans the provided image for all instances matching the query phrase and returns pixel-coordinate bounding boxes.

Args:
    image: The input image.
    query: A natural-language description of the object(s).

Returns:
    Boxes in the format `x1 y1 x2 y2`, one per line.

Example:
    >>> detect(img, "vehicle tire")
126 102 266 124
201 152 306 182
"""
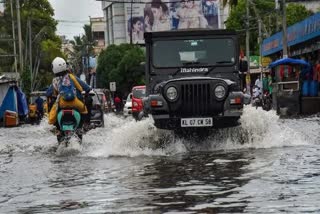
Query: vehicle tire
154 119 166 129
101 117 105 128
216 117 240 128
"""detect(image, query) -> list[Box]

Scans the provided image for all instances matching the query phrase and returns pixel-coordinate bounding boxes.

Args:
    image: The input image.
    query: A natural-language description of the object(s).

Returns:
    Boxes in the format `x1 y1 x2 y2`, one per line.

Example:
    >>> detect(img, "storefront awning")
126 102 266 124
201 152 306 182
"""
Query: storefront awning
262 13 320 57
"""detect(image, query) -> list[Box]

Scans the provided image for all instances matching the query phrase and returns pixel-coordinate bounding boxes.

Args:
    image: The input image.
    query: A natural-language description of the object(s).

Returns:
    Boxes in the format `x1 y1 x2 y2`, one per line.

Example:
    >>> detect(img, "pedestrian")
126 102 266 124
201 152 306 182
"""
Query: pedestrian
255 76 262 92
35 95 44 119
262 73 268 93
245 72 251 95
114 95 122 113
313 59 320 82
267 74 273 95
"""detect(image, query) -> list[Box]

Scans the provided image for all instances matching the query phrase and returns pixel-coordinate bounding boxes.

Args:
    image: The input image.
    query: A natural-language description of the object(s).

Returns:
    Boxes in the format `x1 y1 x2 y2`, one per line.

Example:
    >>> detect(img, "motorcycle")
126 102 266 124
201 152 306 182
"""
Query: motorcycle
252 88 262 108
56 109 82 146
262 91 272 111
83 90 105 132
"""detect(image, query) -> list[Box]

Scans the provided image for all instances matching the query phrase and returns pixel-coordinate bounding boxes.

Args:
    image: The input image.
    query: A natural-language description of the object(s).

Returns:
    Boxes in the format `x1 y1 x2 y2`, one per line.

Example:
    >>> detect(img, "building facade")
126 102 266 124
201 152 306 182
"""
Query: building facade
100 0 230 47
90 17 106 54
262 12 320 61
289 0 320 12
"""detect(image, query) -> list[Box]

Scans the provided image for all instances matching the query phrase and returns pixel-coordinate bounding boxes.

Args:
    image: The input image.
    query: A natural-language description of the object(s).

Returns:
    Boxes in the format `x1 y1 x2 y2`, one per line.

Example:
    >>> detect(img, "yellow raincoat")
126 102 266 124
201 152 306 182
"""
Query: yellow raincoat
48 74 88 125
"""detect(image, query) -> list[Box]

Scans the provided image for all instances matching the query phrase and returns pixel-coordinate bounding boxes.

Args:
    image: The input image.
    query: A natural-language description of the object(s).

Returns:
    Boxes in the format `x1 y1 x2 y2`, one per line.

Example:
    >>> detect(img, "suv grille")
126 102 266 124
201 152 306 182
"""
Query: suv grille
180 83 211 116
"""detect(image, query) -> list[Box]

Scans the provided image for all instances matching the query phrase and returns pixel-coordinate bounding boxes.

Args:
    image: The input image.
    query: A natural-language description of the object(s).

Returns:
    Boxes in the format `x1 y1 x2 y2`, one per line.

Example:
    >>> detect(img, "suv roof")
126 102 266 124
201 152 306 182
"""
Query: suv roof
144 29 237 42
132 85 146 90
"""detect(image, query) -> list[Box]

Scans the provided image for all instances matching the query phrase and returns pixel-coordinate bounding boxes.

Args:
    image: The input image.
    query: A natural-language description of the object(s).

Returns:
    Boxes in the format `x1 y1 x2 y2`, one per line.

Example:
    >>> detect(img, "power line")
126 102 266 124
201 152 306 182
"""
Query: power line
57 20 90 23
96 0 202 4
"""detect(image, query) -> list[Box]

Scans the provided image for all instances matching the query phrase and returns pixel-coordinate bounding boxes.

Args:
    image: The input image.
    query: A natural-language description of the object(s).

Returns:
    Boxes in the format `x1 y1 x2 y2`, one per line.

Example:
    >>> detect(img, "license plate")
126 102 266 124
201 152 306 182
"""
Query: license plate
181 118 213 127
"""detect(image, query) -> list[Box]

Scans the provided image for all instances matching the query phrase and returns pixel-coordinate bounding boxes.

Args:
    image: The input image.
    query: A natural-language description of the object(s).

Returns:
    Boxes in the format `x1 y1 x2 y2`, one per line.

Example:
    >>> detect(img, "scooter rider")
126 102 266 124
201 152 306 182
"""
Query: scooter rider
47 57 92 135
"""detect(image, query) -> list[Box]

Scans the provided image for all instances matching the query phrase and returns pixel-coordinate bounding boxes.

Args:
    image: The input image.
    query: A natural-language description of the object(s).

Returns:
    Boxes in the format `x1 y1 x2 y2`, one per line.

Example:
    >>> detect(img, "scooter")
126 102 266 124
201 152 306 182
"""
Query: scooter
262 91 272 111
56 109 82 146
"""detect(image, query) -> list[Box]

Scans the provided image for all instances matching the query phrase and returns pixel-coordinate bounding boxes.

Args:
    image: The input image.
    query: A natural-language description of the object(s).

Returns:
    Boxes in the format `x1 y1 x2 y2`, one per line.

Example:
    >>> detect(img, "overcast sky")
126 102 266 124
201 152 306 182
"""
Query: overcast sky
49 0 104 40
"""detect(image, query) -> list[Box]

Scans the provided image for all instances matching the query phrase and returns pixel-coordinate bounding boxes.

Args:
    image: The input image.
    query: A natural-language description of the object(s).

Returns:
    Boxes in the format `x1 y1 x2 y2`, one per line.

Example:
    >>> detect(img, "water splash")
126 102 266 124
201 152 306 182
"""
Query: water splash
0 118 56 155
55 135 82 157
0 107 317 157
84 107 314 157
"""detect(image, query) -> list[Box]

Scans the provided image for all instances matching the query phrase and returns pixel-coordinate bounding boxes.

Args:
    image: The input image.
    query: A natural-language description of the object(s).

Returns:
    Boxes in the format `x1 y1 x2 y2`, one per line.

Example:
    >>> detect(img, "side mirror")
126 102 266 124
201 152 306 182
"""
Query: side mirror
130 94 132 99
239 60 248 73
139 62 146 73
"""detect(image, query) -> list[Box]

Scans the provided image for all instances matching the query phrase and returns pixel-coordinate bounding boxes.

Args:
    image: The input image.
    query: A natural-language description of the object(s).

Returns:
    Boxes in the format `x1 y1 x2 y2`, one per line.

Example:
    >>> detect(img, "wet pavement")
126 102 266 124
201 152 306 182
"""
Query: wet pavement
0 106 320 213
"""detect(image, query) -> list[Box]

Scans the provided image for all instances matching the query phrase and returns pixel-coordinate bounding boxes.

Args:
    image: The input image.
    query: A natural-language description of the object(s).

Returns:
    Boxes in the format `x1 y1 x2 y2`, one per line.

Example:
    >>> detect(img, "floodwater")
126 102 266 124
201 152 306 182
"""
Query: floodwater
1 106 320 213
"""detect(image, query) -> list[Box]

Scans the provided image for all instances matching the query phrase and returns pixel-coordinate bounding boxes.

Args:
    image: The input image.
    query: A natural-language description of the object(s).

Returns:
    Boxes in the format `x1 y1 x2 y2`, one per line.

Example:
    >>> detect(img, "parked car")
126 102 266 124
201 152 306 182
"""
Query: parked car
123 93 132 116
27 91 47 124
94 88 115 113
131 85 146 120
85 90 105 130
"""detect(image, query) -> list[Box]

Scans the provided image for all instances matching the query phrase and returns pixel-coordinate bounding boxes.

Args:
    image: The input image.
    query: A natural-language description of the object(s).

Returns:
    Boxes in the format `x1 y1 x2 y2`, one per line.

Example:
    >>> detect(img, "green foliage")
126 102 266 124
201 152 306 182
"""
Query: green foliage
222 0 239 8
70 25 95 74
21 68 31 96
225 0 313 55
40 38 65 70
286 3 314 26
0 0 62 91
97 44 145 94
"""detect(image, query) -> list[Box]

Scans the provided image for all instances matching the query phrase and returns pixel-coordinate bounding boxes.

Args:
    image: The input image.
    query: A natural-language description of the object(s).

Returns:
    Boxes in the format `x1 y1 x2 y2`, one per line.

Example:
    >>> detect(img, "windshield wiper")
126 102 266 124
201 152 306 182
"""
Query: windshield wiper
182 61 201 65
204 66 218 75
215 60 233 64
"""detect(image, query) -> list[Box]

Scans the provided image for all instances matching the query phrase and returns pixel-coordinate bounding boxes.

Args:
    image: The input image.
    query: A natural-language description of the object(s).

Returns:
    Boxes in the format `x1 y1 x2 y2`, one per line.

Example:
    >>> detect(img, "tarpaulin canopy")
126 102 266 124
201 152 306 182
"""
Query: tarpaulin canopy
268 58 310 69
0 85 28 119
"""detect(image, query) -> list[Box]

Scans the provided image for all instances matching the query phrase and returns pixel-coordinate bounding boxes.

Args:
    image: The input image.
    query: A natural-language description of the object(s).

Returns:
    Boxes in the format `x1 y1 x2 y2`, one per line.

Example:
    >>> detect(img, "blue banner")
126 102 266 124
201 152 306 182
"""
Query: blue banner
262 12 320 56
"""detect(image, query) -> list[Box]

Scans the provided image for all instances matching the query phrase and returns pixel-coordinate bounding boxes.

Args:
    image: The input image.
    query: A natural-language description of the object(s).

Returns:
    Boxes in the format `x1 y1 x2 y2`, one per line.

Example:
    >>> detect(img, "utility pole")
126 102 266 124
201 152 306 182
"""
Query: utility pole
275 0 280 32
10 0 17 75
258 19 263 89
246 0 250 72
28 19 32 92
16 0 23 72
130 0 133 44
282 0 288 58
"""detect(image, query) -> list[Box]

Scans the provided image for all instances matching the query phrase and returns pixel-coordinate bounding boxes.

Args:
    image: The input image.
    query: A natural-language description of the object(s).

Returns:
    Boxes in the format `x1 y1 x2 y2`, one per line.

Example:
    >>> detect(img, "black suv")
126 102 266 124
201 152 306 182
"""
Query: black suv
143 29 248 130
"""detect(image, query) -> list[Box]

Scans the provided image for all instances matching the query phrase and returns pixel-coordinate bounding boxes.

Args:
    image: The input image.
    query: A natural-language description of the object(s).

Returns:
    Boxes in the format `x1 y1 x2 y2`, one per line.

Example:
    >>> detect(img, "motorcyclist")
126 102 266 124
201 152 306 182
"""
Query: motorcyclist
83 90 94 131
35 95 44 119
47 57 91 137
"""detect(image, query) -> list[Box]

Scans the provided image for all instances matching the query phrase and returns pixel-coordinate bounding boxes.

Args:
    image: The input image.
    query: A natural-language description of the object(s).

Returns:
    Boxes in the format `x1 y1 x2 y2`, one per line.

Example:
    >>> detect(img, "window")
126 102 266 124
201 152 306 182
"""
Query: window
152 38 235 68
133 88 146 99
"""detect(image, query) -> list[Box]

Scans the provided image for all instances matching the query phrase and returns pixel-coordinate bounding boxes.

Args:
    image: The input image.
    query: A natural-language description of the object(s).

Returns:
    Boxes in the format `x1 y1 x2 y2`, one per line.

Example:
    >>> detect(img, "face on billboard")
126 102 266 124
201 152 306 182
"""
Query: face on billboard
0 2 4 16
125 0 220 42
151 7 161 20
205 0 218 6
133 20 143 32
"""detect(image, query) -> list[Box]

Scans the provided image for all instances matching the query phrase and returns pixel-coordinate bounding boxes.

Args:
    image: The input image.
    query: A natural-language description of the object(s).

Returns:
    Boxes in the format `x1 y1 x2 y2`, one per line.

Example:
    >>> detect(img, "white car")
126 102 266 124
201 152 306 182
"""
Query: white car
123 93 132 116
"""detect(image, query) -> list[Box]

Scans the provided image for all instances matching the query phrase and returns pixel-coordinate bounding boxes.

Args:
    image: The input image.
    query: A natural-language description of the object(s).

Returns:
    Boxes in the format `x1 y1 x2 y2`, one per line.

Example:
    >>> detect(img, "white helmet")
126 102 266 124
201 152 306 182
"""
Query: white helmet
52 57 67 74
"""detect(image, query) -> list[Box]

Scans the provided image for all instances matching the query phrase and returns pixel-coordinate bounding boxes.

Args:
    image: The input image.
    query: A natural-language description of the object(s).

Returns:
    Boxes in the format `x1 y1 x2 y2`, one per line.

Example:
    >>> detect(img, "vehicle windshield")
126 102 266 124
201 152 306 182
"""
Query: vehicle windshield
152 38 235 68
133 88 146 99
127 93 132 102
93 94 102 105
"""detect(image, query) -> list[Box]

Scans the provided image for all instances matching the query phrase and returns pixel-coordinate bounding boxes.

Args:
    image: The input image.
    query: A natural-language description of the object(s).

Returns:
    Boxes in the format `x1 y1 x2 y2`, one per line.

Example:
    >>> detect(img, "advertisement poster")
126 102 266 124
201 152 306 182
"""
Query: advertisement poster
125 1 145 44
0 1 5 17
125 0 220 44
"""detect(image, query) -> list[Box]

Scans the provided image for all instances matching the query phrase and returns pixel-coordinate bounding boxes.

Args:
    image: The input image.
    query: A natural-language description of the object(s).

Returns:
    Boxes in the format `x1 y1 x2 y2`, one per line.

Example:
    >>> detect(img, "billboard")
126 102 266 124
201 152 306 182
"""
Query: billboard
125 0 221 44
0 1 5 17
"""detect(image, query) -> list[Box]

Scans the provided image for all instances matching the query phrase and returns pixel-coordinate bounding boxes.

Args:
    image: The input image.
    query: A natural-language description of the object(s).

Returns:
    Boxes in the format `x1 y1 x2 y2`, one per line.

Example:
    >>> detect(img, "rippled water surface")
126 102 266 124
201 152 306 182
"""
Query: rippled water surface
1 106 320 213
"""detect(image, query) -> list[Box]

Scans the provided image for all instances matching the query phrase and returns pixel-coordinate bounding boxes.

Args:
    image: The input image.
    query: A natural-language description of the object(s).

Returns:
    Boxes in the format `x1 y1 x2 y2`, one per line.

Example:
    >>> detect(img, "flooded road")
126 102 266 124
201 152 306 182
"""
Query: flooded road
1 106 320 213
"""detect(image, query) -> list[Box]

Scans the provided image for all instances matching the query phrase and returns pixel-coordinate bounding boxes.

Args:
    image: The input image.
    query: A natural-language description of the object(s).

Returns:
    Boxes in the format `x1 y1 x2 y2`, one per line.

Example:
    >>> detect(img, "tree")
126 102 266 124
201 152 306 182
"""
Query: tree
70 24 95 76
96 44 145 94
286 3 313 26
0 0 63 92
225 0 313 55
223 0 239 9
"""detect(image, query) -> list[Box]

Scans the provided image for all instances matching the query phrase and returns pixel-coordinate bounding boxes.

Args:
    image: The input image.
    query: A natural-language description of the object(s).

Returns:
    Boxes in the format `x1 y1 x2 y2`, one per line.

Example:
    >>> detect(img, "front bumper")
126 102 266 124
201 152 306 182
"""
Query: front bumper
145 91 245 118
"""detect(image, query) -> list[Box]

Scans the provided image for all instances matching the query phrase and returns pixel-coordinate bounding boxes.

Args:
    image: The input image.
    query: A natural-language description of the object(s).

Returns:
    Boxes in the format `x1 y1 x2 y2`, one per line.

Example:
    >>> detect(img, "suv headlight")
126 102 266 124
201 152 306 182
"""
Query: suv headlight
214 85 226 100
166 86 178 101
